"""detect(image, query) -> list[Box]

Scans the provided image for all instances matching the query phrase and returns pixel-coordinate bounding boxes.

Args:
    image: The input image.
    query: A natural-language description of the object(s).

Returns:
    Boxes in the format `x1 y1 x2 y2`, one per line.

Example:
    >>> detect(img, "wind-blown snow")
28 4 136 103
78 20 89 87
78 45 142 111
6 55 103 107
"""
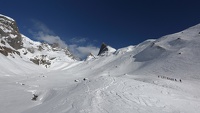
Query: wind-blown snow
1 23 200 113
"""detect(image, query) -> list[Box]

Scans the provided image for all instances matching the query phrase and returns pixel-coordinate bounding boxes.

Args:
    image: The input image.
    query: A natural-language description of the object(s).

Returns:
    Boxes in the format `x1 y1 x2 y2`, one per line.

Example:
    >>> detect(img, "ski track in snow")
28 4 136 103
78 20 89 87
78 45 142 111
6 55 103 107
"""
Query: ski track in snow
1 70 200 113
49 76 198 113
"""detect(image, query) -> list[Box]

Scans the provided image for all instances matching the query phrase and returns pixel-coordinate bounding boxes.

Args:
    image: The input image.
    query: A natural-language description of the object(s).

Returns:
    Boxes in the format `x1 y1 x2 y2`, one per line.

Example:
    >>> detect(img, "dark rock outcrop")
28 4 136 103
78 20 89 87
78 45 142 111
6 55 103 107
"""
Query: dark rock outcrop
97 43 108 56
0 15 23 49
30 55 51 67
0 46 20 56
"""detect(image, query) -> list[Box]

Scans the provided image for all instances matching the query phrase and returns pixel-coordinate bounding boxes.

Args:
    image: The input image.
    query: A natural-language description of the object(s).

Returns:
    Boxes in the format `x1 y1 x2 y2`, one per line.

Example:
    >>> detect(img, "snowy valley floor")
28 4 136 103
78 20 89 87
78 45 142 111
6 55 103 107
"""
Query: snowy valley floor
1 64 200 113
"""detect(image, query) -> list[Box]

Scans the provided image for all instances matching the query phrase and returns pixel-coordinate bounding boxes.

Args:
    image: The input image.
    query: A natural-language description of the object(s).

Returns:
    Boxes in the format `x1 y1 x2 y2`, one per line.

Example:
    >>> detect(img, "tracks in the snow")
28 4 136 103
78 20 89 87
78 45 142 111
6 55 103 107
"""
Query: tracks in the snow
81 76 168 113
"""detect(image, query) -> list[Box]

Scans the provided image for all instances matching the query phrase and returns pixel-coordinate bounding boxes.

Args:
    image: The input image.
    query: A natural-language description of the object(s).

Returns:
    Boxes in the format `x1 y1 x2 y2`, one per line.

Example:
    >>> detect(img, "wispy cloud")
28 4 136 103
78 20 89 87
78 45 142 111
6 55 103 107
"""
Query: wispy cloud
29 20 67 48
31 20 53 34
69 44 99 59
29 20 99 59
70 37 87 44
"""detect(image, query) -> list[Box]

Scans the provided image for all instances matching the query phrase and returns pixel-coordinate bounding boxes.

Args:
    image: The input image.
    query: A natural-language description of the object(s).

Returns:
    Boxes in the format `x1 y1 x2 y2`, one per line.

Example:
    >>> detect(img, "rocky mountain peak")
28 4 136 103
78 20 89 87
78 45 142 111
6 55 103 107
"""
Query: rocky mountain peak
0 14 23 49
97 42 116 56
97 43 108 56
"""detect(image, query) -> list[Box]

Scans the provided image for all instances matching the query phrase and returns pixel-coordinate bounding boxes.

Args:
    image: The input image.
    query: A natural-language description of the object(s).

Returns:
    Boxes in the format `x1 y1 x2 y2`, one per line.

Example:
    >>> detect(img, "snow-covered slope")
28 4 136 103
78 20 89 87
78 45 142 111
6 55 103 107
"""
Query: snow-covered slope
1 14 200 113
132 24 200 79
19 34 77 68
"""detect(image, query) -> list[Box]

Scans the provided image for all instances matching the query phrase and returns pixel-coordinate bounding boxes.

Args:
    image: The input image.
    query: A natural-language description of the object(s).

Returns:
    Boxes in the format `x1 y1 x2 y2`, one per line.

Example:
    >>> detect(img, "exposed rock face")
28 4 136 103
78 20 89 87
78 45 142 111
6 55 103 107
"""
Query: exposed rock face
64 48 78 60
85 53 96 61
97 43 116 56
97 43 108 56
0 46 20 57
50 42 78 60
20 35 78 67
30 55 51 68
0 14 23 49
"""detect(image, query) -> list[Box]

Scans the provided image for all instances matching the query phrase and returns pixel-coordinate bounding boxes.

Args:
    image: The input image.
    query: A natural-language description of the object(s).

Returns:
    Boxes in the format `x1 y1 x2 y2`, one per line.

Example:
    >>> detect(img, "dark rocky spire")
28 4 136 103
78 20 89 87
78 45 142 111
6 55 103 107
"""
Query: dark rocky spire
97 42 108 56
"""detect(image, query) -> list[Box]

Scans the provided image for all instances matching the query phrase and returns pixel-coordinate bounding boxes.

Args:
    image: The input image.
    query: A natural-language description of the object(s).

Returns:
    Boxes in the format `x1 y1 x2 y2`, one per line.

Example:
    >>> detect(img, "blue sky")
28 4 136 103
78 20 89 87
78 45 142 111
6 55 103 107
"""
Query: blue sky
1 0 200 58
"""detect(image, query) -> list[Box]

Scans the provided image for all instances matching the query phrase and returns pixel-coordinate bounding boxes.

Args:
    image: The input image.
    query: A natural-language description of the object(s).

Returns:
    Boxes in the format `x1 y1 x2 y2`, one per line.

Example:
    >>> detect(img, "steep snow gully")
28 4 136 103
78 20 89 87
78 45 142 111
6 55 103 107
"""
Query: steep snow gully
1 14 200 113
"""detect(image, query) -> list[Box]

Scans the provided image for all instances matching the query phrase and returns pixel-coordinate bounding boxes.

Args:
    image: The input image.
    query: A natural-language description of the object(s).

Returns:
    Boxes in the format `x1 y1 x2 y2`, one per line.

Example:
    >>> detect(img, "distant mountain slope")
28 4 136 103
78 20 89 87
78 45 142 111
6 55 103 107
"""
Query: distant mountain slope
79 24 200 80
132 24 200 79
1 14 200 79
0 14 77 74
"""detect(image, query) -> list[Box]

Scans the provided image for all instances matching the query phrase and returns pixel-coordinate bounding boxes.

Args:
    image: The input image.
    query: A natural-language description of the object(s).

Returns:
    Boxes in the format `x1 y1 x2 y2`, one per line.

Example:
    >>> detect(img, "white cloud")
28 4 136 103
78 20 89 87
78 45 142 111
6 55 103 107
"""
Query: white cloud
70 37 87 44
29 20 100 59
30 20 67 48
69 44 99 59
32 20 53 34
37 31 67 48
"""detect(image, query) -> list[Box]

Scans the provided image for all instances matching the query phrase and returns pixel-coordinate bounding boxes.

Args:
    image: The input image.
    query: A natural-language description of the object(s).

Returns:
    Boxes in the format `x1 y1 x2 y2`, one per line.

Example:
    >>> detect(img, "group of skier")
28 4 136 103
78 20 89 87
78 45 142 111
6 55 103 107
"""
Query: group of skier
158 75 182 82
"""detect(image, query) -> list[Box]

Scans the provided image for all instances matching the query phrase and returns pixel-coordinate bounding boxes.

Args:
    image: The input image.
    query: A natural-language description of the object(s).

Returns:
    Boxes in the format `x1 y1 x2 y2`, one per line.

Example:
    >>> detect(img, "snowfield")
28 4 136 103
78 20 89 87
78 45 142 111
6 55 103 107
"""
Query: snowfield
1 23 200 113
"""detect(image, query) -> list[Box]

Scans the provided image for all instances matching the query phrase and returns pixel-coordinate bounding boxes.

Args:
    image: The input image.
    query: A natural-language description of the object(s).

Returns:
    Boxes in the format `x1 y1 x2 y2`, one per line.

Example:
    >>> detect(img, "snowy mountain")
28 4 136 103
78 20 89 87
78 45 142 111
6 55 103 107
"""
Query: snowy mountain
0 14 77 72
1 14 200 113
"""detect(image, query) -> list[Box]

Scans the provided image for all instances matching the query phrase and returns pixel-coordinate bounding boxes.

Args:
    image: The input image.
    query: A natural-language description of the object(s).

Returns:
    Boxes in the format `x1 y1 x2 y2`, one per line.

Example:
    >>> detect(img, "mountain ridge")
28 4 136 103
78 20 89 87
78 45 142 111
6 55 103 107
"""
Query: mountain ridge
1 14 200 77
0 14 77 70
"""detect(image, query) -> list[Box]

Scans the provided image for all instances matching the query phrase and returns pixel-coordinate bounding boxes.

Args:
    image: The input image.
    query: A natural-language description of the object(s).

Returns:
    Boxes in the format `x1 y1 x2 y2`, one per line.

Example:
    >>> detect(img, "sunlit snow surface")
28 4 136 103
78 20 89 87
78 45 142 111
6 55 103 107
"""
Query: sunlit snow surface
1 24 200 113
